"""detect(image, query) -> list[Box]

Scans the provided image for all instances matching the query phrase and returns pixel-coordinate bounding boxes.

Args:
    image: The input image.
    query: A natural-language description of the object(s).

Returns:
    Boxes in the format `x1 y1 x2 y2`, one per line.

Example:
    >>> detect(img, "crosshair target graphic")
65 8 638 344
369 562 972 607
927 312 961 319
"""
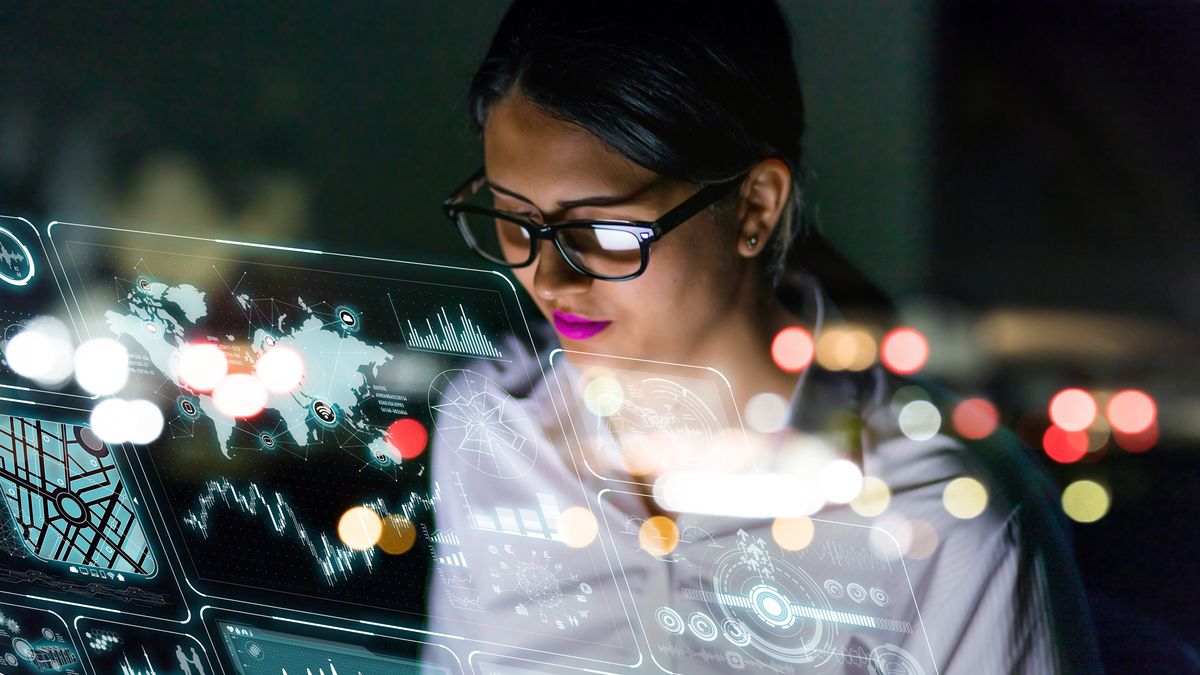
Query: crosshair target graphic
430 369 538 479
688 536 839 665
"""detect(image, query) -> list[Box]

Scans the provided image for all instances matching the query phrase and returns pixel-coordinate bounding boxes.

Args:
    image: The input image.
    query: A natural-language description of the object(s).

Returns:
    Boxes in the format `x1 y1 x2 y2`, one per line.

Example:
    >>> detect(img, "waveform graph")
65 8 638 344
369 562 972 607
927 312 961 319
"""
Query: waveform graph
429 369 538 479
183 479 380 586
400 302 504 360
182 478 442 586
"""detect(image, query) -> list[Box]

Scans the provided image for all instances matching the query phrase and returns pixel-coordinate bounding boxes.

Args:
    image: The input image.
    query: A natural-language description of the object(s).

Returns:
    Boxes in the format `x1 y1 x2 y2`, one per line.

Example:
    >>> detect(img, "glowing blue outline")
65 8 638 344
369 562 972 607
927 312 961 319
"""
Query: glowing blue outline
0 225 35 286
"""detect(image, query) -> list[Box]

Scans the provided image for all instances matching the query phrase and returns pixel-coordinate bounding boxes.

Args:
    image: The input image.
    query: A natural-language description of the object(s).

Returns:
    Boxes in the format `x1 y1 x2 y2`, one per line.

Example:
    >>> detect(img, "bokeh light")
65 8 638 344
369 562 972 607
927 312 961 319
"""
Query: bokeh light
74 338 130 396
125 399 164 444
1113 423 1159 453
638 515 680 557
952 398 999 440
815 327 876 372
1049 388 1097 432
90 398 132 444
770 326 814 373
898 400 941 441
1042 425 1088 463
1061 480 1110 523
869 514 912 561
378 515 416 555
942 477 988 519
178 343 228 392
254 346 305 394
820 459 864 504
559 506 599 549
880 327 929 375
212 373 269 418
1106 390 1156 435
583 375 624 417
849 476 892 518
337 506 383 551
905 519 939 560
745 392 789 434
4 318 74 385
772 517 815 551
385 418 429 461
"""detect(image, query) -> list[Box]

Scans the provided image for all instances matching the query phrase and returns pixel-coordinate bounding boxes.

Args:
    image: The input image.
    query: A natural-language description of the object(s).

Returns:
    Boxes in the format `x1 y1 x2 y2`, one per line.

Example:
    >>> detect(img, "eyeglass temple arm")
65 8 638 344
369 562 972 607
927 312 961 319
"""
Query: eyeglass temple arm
443 168 487 209
652 176 746 237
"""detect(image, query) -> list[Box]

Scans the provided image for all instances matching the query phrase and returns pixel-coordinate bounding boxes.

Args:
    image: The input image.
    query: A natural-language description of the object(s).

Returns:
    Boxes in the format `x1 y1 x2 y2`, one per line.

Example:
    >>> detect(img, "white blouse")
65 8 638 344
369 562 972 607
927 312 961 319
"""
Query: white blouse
422 273 1100 675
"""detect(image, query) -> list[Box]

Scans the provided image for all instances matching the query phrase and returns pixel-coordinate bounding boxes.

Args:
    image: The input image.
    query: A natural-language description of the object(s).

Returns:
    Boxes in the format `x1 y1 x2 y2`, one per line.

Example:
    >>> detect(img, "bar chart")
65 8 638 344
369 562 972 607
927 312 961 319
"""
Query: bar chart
402 304 503 359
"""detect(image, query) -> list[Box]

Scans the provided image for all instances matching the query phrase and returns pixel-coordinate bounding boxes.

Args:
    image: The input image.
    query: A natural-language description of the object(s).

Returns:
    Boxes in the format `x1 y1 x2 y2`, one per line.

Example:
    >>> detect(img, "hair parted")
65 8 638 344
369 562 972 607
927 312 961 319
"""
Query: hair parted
467 0 810 283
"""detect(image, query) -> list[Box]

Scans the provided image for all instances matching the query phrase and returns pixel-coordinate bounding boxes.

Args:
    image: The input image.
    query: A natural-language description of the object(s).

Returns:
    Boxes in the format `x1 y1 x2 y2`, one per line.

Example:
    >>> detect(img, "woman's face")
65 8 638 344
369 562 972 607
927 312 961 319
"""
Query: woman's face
483 92 753 364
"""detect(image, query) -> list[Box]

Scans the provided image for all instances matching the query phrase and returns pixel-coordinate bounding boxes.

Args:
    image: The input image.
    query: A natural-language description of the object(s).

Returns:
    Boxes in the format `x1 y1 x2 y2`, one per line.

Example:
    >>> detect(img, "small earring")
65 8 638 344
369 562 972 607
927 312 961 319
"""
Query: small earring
747 235 759 249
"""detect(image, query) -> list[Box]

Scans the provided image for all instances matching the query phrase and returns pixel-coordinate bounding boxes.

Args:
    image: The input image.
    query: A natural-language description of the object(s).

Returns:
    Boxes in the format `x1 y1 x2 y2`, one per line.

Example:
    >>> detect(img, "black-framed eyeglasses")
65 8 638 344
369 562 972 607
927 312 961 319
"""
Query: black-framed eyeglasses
442 168 747 281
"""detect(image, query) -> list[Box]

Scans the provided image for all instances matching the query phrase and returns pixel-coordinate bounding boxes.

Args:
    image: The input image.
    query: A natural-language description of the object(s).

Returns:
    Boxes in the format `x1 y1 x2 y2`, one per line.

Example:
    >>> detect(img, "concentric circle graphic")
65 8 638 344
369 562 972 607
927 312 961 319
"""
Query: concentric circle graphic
706 543 838 665
655 607 685 635
869 644 927 675
870 586 890 607
723 618 752 646
687 612 719 642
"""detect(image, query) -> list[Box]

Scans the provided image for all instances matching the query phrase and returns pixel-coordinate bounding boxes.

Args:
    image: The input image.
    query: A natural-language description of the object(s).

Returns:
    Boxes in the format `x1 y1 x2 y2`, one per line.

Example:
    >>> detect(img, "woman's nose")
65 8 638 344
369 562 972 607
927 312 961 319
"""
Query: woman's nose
533 240 592 301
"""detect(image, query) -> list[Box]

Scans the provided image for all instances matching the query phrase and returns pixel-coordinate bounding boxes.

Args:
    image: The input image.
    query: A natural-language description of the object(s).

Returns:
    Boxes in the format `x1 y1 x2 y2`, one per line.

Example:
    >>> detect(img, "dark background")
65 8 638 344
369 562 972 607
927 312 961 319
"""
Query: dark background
2 0 1197 655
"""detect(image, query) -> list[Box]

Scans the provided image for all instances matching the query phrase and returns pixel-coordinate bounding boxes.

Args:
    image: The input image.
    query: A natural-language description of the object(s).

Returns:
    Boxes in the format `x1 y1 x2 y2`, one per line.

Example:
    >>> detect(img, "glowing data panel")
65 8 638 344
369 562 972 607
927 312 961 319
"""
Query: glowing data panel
0 410 183 620
78 617 216 675
0 600 81 674
547 351 756 484
47 223 597 649
598 490 937 674
405 304 505 360
0 216 86 405
0 414 155 575
213 616 454 675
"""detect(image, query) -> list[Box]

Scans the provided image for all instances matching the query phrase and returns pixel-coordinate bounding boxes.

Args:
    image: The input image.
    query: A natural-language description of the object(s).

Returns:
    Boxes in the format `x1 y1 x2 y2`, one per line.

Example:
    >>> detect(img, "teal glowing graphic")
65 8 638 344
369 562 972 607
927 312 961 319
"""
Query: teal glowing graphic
402 303 503 360
0 415 156 576
106 281 395 464
0 226 35 287
218 622 445 675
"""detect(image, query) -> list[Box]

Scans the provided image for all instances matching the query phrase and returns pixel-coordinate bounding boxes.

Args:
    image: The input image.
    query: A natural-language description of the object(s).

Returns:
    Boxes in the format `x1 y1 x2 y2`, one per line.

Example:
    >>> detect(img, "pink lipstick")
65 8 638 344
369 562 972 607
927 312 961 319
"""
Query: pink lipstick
552 311 612 340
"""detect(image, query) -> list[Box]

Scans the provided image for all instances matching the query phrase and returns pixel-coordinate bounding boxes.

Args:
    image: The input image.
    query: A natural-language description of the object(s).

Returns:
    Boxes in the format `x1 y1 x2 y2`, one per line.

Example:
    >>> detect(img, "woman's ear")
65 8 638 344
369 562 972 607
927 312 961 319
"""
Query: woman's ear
735 158 792 258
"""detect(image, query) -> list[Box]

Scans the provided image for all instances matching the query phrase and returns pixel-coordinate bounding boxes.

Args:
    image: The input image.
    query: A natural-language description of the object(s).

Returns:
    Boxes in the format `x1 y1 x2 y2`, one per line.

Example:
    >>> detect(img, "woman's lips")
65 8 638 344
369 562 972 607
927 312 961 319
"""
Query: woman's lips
552 311 612 340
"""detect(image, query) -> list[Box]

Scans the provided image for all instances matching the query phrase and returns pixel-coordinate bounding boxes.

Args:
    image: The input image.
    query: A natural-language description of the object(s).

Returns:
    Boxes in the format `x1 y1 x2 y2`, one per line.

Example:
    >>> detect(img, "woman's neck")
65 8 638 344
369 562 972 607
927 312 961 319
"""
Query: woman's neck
681 281 805 414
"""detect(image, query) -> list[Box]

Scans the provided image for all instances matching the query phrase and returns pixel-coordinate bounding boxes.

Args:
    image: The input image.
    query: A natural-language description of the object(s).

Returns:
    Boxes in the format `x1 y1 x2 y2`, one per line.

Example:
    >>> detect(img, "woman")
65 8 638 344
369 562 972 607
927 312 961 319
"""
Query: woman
425 2 1100 673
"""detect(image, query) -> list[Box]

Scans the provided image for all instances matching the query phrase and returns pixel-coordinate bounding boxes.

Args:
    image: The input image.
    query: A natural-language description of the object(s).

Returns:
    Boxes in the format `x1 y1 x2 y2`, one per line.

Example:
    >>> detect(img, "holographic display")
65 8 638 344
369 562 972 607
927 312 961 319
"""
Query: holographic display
205 607 458 675
547 350 757 484
0 414 155 575
47 222 634 664
77 617 215 675
0 409 184 620
0 600 81 674
0 216 88 406
598 489 937 674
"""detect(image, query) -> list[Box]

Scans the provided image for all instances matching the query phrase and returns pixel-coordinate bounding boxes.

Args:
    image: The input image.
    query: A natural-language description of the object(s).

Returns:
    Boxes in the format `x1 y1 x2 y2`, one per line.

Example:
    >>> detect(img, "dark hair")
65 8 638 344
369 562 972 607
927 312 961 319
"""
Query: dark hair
468 0 892 311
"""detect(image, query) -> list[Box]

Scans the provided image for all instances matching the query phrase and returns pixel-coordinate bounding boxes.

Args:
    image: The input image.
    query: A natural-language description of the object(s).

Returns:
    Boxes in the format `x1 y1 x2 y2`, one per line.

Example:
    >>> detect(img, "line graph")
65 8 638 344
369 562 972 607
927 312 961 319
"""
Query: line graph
182 479 441 585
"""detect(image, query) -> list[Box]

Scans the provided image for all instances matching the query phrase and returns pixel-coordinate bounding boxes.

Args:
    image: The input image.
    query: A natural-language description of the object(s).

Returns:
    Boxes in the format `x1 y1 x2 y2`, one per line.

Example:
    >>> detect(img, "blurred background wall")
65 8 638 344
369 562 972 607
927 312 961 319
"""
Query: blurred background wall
2 0 1197 651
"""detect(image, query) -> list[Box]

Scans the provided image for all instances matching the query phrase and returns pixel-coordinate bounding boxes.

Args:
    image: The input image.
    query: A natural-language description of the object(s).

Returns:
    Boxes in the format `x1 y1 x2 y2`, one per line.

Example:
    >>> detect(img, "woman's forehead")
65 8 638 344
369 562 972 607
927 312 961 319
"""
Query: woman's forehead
482 92 666 206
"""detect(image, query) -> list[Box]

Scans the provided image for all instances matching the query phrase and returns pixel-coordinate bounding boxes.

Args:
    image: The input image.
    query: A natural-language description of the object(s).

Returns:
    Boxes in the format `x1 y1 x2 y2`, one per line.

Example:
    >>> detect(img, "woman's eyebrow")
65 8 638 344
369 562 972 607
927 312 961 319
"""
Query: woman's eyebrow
486 179 651 211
